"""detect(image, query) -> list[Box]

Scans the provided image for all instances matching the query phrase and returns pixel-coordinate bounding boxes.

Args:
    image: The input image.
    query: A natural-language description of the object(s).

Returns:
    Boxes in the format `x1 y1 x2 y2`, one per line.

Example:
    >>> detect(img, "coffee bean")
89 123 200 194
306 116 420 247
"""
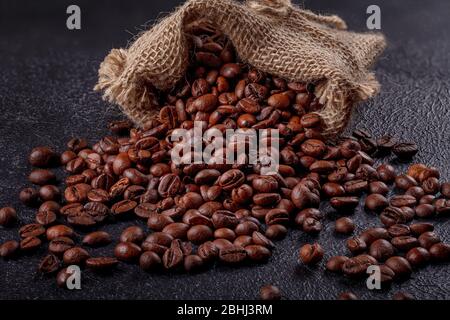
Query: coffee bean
19 187 40 207
410 222 434 236
0 207 17 227
29 146 57 167
369 239 394 261
322 182 345 198
35 210 57 226
265 224 287 240
139 251 162 271
379 264 396 284
418 231 441 249
46 225 74 241
82 231 111 247
197 241 219 261
85 257 118 271
326 256 349 272
441 182 450 198
380 206 409 227
299 243 324 265
0 240 20 258
435 198 450 215
385 256 412 278
405 186 425 199
29 169 56 185
63 247 90 265
392 292 415 300
376 164 396 183
265 208 289 226
259 285 281 300
19 223 45 238
429 243 450 261
38 254 60 274
421 177 440 195
187 225 213 244
48 237 75 255
219 245 247 264
406 247 430 266
245 245 271 261
342 254 377 277
111 200 137 215
334 217 355 234
184 254 204 272
114 242 142 261
376 135 396 155
120 226 145 243
388 224 410 237
359 227 390 245
337 292 358 300
395 174 418 191
39 185 60 202
393 142 418 159
330 196 359 211
391 236 419 251
302 217 322 234
415 203 435 218
162 240 184 269
365 193 388 212
20 236 41 251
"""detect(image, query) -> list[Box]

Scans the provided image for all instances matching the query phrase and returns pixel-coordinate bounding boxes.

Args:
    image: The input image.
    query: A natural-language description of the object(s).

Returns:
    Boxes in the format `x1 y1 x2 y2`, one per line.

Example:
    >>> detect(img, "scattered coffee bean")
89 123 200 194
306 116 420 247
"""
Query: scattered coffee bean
259 285 281 300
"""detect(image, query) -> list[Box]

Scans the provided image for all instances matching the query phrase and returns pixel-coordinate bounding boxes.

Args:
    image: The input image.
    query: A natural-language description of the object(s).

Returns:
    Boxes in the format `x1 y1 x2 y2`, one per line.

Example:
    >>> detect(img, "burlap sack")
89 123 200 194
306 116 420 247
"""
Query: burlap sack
95 0 386 137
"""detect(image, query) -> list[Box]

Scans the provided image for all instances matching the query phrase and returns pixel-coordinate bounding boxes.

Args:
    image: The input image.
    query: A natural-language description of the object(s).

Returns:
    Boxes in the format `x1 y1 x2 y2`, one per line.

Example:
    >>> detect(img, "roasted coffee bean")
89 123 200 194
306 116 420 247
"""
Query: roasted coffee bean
342 254 377 277
385 256 412 278
435 198 450 215
83 231 111 247
120 226 145 243
63 247 90 265
39 185 60 202
29 169 56 185
301 139 326 158
19 187 40 207
219 245 247 264
218 169 245 192
161 242 184 269
326 256 349 273
322 182 345 198
338 292 358 300
410 222 434 236
38 254 60 274
395 174 418 191
197 241 219 261
35 210 57 226
359 227 390 245
29 146 57 167
162 223 190 239
111 200 137 215
441 182 450 198
421 177 440 194
114 242 142 261
259 285 281 300
19 223 45 238
391 236 419 251
415 203 435 218
235 221 258 236
299 243 323 265
0 240 19 258
379 264 396 284
245 245 271 261
346 237 367 254
158 174 182 197
429 243 450 261
251 231 274 249
48 237 75 255
109 119 133 135
214 227 235 241
139 251 162 271
393 142 418 159
0 207 17 227
20 236 41 251
67 138 88 152
376 164 396 183
64 183 91 203
330 196 359 211
212 211 238 229
302 217 322 234
60 151 77 165
406 247 430 266
419 194 435 204
56 268 73 288
369 239 394 261
405 186 425 199
365 193 388 212
265 209 289 226
46 225 74 241
187 225 213 244
334 217 355 234
380 206 409 227
376 135 396 155
85 257 118 270
388 224 410 238
147 213 174 230
392 292 415 300
265 224 287 240
184 254 204 272
340 139 361 158
418 231 441 249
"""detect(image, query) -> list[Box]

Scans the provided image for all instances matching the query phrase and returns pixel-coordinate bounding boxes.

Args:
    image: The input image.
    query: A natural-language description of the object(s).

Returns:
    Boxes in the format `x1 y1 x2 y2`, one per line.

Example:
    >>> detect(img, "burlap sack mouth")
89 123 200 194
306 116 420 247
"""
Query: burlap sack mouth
95 0 386 137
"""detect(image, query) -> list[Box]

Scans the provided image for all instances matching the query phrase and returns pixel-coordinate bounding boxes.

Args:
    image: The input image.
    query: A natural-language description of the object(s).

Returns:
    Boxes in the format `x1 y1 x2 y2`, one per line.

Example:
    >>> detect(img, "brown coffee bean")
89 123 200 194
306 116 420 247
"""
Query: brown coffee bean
120 226 145 243
429 243 450 261
342 254 377 277
338 292 358 300
259 285 281 300
410 222 434 236
334 217 355 234
365 193 389 212
0 207 17 227
377 164 396 183
162 240 184 269
265 224 287 240
418 231 441 249
46 225 74 241
20 236 41 251
302 217 322 234
299 243 324 265
369 239 394 261
380 206 409 227
415 203 435 218
198 241 219 261
395 174 418 191
265 208 289 226
139 251 161 271
19 223 45 238
0 240 20 258
219 245 247 264
388 224 410 237
187 225 213 244
393 142 418 159
346 237 367 254
385 256 412 278
85 257 118 270
326 256 349 273
63 247 90 265
111 200 137 215
245 245 271 261
184 254 204 272
441 182 450 198
29 146 57 167
82 231 111 247
330 196 359 211
359 227 390 245
48 237 75 255
406 247 430 266
391 236 419 251
19 188 40 207
114 242 142 261
392 292 415 300
38 254 60 274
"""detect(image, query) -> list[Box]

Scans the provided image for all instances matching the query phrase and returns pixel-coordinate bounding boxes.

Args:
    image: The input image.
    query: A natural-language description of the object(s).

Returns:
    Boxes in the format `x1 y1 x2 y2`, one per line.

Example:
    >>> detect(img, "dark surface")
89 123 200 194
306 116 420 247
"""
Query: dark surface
0 0 449 300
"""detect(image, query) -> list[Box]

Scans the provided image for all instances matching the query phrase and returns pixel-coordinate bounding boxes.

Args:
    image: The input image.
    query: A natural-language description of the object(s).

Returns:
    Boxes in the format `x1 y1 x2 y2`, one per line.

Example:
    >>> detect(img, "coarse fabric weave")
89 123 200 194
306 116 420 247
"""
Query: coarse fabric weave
95 0 386 137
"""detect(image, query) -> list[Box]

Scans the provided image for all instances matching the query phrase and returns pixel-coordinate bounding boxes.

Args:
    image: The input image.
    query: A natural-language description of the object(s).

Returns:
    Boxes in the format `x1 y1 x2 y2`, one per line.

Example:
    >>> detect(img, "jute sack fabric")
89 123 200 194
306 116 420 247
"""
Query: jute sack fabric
95 0 386 137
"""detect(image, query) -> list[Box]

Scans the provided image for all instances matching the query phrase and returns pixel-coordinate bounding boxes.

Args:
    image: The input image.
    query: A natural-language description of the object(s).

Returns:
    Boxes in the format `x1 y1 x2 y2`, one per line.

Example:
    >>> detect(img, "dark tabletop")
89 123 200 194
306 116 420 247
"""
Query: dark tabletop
0 0 449 300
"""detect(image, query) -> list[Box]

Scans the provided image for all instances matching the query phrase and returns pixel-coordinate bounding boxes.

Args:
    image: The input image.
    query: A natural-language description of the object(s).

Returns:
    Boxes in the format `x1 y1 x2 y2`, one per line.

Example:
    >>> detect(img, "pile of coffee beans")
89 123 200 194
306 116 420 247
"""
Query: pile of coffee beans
1 25 449 299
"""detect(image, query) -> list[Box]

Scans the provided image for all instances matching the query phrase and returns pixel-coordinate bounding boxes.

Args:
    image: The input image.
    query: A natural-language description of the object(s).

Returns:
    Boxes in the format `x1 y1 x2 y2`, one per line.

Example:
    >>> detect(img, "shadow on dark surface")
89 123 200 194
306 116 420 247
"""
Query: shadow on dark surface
0 0 449 299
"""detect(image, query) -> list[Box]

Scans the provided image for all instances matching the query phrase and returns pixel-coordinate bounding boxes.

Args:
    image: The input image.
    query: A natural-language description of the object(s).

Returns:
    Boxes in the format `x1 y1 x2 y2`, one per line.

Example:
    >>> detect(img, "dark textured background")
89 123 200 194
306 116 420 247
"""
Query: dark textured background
0 0 449 300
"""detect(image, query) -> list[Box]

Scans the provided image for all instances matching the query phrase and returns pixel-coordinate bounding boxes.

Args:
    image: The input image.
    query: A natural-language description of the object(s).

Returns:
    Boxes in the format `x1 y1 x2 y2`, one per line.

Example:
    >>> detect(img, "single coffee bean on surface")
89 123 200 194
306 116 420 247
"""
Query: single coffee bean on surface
259 285 281 300
299 243 324 265
0 207 17 227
